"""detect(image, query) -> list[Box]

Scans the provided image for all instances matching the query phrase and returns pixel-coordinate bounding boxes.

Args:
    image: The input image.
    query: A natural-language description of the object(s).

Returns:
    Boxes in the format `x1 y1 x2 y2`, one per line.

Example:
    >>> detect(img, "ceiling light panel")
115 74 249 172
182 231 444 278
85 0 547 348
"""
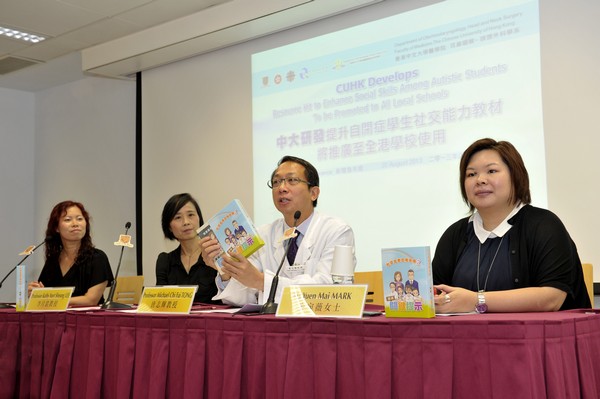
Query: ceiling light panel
0 26 46 43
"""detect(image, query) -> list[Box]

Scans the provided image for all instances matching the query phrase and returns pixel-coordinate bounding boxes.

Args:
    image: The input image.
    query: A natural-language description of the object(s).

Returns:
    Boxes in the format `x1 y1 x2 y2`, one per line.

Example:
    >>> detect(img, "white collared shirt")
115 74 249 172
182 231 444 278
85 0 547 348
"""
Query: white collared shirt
470 203 525 243
285 211 314 247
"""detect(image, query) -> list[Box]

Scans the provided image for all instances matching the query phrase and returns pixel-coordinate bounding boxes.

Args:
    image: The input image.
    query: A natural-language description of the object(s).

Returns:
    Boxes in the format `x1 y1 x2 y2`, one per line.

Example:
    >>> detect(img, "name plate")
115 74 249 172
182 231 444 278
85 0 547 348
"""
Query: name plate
276 284 367 318
26 287 74 311
137 286 198 314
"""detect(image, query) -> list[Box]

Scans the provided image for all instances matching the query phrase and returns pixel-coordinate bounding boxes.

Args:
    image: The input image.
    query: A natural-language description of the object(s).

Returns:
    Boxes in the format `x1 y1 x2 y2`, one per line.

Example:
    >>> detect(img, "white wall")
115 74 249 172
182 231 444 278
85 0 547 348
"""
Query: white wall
33 76 137 281
141 44 254 287
540 0 600 279
0 88 35 302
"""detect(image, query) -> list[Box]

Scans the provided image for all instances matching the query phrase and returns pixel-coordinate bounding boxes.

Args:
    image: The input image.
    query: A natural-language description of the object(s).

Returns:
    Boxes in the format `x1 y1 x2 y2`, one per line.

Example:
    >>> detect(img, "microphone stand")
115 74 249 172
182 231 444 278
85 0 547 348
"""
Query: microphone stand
0 238 47 308
101 223 133 310
261 211 301 314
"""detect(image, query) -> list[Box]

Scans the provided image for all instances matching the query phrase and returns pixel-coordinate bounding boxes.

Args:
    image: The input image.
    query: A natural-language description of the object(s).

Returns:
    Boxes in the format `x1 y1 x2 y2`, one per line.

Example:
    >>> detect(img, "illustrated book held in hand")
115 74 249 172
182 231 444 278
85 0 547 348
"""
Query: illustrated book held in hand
197 199 265 269
381 246 435 318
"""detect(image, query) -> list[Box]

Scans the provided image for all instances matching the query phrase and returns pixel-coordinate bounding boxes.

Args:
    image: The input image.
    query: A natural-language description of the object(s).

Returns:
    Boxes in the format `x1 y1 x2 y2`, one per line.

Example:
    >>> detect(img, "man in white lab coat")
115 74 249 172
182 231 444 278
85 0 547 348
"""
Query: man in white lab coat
201 155 356 306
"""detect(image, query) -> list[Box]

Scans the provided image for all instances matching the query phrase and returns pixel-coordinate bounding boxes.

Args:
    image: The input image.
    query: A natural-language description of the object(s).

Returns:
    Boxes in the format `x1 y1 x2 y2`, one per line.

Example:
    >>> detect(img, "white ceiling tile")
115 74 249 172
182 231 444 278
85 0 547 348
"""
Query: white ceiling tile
116 0 231 26
57 0 154 15
0 36 29 58
0 0 104 36
59 19 143 47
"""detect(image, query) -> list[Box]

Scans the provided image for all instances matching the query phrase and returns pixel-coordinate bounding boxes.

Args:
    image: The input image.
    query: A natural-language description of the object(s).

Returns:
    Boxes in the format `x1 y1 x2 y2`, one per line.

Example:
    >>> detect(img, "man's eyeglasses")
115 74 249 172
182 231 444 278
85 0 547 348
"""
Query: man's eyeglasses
267 177 311 189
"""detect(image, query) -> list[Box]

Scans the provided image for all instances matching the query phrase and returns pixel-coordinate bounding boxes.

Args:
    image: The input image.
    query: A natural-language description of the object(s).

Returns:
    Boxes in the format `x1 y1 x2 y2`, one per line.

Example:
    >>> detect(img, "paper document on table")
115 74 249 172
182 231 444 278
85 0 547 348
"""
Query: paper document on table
191 308 241 314
435 311 477 316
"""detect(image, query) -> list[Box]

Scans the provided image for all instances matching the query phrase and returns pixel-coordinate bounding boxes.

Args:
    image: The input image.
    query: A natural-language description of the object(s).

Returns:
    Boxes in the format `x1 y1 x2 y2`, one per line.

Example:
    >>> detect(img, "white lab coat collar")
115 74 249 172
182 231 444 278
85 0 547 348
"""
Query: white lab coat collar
271 211 316 265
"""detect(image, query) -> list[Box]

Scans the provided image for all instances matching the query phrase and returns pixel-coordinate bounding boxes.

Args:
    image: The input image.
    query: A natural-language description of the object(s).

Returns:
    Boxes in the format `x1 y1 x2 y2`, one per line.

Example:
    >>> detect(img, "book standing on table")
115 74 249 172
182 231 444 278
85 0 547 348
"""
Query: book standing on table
382 246 435 318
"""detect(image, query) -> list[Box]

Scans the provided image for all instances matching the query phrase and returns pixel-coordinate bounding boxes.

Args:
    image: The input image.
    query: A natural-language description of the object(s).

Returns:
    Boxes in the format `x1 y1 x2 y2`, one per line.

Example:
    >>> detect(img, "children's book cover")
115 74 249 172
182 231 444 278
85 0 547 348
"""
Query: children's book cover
197 199 264 269
381 246 435 318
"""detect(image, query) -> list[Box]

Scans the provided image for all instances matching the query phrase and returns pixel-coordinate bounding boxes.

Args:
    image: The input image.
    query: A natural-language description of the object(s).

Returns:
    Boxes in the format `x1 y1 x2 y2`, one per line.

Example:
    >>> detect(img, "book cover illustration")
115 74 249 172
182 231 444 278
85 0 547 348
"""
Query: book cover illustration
381 246 435 318
197 199 265 269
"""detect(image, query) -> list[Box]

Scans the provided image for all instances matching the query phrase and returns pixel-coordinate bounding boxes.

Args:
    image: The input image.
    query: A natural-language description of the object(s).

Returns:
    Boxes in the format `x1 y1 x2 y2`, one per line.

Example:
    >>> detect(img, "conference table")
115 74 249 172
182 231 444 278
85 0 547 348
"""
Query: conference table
2 307 600 399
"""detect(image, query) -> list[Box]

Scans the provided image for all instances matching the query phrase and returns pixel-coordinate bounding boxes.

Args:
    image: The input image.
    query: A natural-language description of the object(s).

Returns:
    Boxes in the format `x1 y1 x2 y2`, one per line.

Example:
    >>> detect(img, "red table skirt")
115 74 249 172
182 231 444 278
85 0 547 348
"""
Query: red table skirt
2 309 600 399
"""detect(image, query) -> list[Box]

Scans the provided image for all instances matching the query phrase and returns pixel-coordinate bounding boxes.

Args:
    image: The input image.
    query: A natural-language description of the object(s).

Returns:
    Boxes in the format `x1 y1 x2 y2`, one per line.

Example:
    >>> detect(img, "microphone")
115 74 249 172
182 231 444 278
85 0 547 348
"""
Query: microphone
0 236 49 308
102 222 133 310
261 210 301 314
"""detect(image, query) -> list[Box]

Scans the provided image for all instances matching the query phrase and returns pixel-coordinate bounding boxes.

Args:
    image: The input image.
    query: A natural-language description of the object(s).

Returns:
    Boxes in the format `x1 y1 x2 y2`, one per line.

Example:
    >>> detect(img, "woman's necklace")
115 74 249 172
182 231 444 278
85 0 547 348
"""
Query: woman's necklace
181 245 201 269
476 235 505 292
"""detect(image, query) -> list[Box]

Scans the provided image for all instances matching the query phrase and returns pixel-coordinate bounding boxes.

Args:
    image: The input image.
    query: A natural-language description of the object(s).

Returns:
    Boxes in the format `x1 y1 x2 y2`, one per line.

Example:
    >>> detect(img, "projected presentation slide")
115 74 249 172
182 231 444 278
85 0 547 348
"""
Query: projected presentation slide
252 0 546 270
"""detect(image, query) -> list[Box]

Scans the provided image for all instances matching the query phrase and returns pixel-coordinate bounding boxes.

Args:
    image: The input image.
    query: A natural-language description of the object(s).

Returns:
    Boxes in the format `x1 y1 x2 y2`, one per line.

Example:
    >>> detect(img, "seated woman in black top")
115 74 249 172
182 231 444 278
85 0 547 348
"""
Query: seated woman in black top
433 138 590 313
28 200 114 306
156 193 220 304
